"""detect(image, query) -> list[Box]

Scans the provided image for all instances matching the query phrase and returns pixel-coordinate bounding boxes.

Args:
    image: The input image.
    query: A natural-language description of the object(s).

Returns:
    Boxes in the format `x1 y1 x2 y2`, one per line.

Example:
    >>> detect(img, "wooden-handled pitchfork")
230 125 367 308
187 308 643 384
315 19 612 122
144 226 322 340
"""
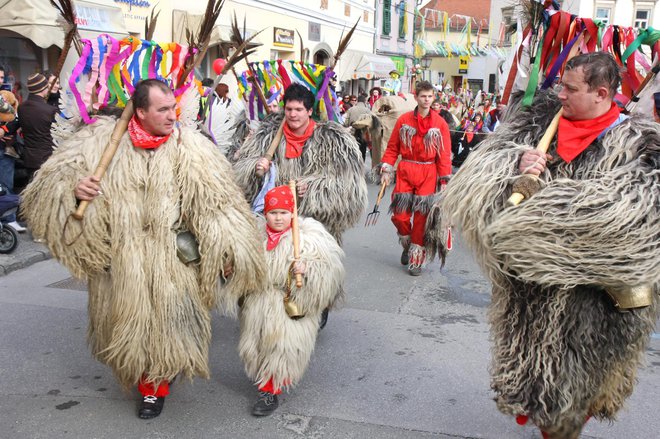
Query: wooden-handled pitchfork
365 180 388 226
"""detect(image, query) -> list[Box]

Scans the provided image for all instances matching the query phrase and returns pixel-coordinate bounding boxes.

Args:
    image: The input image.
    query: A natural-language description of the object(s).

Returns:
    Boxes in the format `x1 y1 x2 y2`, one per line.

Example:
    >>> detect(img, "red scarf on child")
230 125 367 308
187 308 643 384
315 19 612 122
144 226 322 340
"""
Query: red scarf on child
283 119 316 159
557 103 620 163
128 116 171 149
266 224 291 251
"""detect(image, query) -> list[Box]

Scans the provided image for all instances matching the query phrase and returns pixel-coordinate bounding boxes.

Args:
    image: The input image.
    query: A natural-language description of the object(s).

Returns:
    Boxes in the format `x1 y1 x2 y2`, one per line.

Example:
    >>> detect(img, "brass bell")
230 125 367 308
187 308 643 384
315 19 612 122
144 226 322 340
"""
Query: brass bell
284 296 304 320
176 230 200 265
604 284 654 311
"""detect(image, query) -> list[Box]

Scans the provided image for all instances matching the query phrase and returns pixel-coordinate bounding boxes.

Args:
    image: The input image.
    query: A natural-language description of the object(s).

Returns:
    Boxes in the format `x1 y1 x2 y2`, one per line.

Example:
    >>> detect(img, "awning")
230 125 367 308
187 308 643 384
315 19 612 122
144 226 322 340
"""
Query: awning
172 10 262 47
0 0 126 48
335 50 397 81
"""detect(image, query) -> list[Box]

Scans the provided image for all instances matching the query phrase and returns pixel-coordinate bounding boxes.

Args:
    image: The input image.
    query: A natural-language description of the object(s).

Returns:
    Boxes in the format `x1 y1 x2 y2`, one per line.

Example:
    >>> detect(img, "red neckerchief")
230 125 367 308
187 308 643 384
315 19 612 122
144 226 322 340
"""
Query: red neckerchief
415 108 434 137
283 119 316 159
464 131 474 143
557 103 620 163
266 224 291 251
128 116 171 149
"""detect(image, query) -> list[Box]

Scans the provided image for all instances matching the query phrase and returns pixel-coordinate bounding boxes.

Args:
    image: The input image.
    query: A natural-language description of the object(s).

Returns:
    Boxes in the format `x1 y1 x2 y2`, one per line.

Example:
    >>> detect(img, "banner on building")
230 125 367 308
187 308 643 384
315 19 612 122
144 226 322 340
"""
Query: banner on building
390 56 406 75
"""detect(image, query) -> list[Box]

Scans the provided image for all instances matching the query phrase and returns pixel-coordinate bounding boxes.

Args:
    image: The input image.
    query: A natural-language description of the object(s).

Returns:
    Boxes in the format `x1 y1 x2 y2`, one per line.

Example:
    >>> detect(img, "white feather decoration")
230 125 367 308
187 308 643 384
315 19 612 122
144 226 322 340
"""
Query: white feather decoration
177 84 201 128
51 75 82 147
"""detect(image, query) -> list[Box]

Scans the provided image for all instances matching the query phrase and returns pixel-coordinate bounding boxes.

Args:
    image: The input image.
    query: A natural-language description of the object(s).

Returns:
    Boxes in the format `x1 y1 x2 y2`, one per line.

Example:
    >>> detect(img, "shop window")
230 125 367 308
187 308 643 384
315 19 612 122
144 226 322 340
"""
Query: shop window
383 0 392 36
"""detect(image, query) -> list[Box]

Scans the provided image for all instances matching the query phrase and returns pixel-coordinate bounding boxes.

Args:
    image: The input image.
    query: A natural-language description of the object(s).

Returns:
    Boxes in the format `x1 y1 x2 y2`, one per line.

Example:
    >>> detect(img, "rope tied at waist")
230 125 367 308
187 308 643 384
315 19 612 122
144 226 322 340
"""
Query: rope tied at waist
401 159 434 165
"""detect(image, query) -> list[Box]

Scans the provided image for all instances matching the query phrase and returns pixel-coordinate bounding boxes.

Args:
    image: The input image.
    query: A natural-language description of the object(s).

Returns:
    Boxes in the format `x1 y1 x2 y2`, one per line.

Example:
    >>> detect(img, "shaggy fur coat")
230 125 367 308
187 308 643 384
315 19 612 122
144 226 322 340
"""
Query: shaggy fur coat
239 217 344 391
21 117 267 390
232 113 368 242
441 91 659 438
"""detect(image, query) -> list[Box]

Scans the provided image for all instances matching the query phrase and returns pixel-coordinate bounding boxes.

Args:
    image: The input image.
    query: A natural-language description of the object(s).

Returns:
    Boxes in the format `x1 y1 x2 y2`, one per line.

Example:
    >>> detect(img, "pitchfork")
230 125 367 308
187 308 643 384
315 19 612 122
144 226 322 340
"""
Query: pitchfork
364 181 388 227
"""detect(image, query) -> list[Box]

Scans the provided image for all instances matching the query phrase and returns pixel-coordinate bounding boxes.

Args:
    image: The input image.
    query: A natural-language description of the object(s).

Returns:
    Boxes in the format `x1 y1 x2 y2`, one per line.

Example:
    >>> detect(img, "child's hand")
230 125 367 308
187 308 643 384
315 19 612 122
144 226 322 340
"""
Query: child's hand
293 260 306 275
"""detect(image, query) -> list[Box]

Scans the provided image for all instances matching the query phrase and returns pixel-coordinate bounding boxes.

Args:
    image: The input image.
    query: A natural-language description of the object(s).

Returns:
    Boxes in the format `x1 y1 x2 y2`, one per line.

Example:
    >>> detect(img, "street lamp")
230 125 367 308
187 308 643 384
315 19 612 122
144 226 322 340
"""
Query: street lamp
421 56 432 69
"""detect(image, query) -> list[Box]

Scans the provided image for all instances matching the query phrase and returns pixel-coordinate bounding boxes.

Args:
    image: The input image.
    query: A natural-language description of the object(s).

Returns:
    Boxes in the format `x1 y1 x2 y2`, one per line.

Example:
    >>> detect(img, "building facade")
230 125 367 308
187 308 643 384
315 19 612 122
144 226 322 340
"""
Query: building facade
578 0 659 29
373 0 416 93
418 0 502 95
1 0 385 99
0 0 129 100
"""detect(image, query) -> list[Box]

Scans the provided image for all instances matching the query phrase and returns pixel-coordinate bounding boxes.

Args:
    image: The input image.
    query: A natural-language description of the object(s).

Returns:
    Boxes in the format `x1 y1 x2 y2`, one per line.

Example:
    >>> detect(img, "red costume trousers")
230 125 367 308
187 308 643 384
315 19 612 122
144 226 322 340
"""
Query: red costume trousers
258 377 284 395
391 161 436 246
138 376 170 397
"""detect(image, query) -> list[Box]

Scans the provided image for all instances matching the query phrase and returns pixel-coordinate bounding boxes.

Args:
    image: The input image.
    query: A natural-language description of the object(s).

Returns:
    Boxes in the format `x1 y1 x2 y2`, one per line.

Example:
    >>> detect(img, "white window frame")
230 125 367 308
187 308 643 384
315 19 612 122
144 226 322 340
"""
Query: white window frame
501 6 514 47
594 7 611 25
633 9 651 29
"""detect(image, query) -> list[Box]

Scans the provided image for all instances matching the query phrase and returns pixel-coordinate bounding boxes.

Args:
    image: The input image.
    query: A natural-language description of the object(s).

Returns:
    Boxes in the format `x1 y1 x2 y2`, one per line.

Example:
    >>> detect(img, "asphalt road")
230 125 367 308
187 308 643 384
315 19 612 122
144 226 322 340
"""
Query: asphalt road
0 182 658 439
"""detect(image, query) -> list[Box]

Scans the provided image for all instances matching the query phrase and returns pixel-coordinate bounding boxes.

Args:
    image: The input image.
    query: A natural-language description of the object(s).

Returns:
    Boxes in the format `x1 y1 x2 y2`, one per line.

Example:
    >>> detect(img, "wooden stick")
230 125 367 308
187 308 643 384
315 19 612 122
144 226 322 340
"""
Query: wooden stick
375 180 387 206
288 180 303 288
256 119 285 176
72 101 134 220
507 108 562 206
625 57 660 114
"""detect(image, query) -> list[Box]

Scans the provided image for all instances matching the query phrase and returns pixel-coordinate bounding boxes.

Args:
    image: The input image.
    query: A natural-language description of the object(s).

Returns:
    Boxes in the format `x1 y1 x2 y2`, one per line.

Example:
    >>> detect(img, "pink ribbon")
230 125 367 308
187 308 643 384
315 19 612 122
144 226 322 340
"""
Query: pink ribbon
69 39 97 124
83 37 101 109
96 35 118 109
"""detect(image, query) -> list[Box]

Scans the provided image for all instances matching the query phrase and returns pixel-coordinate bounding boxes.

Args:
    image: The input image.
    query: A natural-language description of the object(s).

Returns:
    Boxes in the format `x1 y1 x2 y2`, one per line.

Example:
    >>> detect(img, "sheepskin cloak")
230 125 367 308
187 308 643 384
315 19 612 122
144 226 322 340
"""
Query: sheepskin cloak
21 116 267 389
232 112 368 242
239 217 344 391
441 91 659 438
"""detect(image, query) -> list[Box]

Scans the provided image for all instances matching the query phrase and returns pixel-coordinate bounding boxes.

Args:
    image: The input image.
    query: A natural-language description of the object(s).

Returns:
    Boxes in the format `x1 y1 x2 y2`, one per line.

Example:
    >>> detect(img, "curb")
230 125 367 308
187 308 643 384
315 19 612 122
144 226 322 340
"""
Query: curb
0 233 52 277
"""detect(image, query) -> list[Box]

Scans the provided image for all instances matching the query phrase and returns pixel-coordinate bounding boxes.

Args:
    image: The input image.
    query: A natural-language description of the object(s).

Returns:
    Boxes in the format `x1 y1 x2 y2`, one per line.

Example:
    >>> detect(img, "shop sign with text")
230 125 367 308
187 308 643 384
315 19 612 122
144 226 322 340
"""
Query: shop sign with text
273 27 295 48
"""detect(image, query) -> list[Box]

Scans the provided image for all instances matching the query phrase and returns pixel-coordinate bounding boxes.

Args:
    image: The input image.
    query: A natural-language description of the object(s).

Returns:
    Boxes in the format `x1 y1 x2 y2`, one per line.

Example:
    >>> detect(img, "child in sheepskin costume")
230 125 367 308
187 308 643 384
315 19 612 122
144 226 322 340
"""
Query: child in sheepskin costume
232 83 367 244
239 184 344 416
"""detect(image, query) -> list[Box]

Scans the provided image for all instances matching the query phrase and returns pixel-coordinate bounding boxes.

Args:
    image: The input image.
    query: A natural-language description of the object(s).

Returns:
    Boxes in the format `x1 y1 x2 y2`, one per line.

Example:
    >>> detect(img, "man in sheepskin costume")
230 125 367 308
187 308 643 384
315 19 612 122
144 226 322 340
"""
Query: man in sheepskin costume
441 52 659 438
239 184 344 416
21 79 267 420
379 80 452 276
232 83 368 244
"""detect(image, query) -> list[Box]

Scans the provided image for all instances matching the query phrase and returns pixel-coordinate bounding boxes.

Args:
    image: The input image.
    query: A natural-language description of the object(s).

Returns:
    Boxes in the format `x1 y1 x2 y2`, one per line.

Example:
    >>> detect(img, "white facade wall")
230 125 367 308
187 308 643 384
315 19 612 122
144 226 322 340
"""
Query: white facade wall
574 0 658 29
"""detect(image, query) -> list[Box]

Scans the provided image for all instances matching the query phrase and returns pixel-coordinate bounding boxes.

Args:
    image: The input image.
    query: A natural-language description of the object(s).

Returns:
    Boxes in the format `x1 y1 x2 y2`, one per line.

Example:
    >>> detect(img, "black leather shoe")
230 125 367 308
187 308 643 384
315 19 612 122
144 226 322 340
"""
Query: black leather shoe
252 391 279 416
319 307 329 331
138 395 165 419
400 248 409 265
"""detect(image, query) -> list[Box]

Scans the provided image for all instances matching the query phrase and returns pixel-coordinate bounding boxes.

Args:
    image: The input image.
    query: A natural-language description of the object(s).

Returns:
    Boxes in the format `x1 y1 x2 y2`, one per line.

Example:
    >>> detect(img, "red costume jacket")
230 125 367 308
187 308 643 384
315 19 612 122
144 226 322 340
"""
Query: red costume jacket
381 109 452 180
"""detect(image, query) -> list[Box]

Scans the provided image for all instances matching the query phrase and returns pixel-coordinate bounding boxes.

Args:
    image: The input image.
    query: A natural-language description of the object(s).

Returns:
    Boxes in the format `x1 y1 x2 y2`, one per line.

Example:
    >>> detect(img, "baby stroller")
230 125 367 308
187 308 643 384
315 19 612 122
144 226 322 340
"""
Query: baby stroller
0 187 20 254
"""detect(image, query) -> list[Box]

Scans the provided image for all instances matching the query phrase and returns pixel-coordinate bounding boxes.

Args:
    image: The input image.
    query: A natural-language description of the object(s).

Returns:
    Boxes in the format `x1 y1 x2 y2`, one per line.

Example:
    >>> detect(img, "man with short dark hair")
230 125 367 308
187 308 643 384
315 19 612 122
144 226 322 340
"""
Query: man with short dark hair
234 82 367 243
18 72 58 182
442 51 659 438
379 80 452 275
22 78 267 420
